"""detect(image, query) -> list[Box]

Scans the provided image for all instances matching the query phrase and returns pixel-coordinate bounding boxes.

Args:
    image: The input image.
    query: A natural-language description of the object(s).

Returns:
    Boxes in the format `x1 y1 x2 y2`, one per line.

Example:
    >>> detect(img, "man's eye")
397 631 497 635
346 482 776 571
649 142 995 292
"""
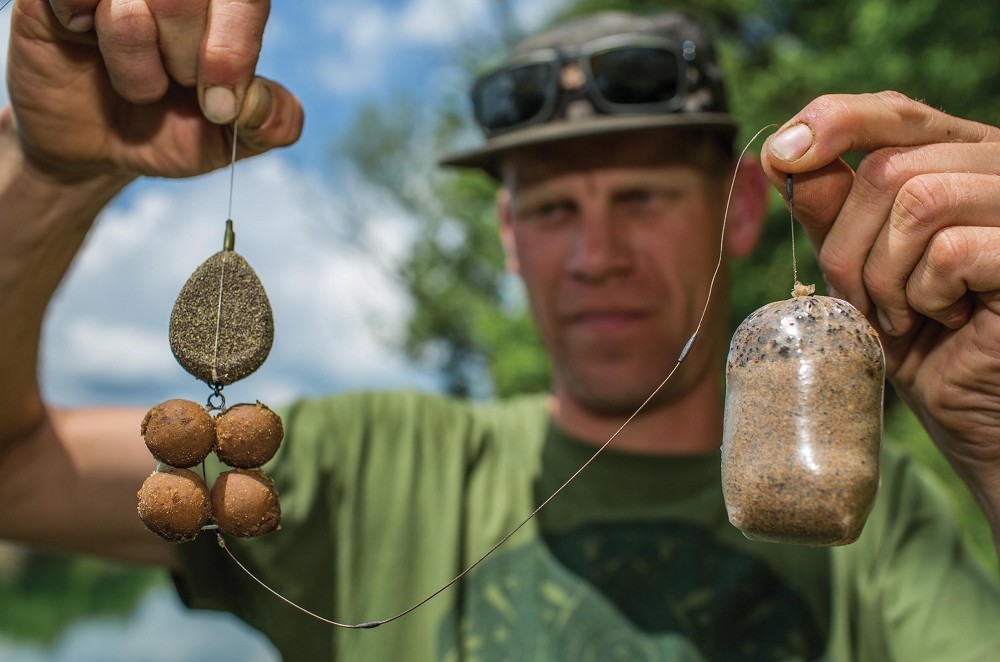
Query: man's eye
618 189 660 207
523 201 572 223
538 202 567 217
617 188 686 214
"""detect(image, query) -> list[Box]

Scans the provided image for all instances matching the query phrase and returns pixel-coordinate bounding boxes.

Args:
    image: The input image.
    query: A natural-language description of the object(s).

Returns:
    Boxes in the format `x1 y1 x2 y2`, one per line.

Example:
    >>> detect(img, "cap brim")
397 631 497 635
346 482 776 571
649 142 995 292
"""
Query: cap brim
439 112 738 180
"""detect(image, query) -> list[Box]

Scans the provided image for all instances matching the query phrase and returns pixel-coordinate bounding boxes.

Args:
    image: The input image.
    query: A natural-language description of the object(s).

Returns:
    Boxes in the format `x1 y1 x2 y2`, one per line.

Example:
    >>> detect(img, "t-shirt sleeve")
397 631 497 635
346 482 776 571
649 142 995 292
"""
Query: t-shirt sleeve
829 443 1000 661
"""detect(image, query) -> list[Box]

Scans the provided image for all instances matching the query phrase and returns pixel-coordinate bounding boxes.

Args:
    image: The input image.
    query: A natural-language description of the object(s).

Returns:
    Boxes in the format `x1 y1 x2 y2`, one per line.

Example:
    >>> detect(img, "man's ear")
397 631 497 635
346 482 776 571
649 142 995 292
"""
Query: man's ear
724 155 769 258
497 188 520 274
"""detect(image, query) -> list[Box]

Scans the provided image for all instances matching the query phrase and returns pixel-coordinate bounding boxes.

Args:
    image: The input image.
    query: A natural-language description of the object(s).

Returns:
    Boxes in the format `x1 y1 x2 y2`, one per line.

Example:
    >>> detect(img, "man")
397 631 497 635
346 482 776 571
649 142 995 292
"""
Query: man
1 2 999 660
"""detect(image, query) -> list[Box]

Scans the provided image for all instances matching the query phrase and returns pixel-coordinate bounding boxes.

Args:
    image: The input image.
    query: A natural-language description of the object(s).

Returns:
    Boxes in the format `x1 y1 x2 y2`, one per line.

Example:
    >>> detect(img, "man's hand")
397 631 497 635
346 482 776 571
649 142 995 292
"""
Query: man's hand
6 0 303 182
0 0 302 566
760 91 1000 545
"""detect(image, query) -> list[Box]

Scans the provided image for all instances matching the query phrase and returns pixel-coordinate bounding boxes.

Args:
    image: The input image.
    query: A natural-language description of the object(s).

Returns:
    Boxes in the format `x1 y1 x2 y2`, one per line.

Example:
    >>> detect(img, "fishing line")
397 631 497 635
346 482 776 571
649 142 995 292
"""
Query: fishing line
227 123 238 221
215 123 782 629
209 125 239 387
0 0 801 632
786 171 815 297
786 174 797 282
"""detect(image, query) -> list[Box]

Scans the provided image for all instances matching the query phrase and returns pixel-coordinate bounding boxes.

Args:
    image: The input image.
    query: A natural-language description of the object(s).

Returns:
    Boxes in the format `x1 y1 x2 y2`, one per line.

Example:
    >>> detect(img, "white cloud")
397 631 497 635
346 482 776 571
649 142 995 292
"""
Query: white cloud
313 4 391 95
261 10 291 52
394 0 563 47
59 317 177 381
311 0 560 95
315 53 385 96
399 0 491 46
512 0 564 36
317 0 490 47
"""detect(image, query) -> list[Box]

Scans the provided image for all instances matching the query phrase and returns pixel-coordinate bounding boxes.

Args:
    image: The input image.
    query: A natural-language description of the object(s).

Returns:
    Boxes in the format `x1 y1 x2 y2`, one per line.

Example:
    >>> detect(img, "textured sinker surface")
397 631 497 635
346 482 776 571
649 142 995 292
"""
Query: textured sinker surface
169 251 274 386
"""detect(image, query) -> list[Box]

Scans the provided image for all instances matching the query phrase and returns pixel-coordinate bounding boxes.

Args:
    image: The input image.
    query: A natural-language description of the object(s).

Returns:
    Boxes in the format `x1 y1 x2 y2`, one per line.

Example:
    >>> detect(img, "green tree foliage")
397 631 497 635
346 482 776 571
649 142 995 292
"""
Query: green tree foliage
339 98 550 398
339 0 1000 564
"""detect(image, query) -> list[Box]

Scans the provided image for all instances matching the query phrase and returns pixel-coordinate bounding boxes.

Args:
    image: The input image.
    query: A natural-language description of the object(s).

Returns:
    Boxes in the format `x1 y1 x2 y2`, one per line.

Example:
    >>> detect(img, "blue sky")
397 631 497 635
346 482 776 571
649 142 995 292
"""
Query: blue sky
244 0 562 170
0 0 563 657
0 0 565 409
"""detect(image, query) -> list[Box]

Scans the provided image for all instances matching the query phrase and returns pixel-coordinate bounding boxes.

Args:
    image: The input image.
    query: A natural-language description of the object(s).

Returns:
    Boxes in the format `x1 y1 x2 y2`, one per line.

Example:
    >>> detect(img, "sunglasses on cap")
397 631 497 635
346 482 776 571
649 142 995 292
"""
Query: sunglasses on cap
471 34 697 138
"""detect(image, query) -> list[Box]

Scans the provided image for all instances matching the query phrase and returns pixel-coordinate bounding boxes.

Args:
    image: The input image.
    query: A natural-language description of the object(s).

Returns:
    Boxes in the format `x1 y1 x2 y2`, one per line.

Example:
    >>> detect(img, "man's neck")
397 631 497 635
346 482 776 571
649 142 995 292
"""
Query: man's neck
549 376 724 456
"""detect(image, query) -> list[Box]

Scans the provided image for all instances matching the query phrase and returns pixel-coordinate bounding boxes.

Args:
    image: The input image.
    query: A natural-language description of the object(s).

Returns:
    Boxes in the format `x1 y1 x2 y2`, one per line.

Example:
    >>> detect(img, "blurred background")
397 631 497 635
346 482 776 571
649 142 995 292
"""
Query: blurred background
1 0 998 658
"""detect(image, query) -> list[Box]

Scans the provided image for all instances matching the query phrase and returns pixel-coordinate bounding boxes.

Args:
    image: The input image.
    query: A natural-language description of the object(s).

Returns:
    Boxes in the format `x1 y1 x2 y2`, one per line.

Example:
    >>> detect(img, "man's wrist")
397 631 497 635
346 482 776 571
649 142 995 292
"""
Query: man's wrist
944 452 1000 563
3 108 133 190
0 108 134 232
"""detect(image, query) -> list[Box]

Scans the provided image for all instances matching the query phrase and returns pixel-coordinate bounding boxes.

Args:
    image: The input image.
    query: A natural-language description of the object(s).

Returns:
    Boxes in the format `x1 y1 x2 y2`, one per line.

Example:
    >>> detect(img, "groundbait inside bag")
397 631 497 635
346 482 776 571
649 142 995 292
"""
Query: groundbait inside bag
722 292 885 546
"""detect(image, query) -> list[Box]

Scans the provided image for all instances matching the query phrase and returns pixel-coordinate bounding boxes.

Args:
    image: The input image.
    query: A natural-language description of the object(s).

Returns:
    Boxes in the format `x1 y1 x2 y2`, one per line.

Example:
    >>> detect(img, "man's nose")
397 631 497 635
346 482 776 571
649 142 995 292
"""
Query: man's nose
567 212 633 282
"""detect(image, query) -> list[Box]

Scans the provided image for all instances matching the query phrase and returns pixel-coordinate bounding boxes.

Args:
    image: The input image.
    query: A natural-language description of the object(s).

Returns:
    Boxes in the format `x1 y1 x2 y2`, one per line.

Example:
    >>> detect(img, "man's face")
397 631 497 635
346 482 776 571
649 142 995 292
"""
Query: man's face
500 131 737 417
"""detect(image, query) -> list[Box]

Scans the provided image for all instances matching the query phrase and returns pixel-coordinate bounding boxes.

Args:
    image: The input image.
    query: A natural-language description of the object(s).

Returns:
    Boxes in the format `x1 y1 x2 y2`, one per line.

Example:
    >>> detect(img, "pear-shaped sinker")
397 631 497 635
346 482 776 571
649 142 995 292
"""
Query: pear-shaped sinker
169 250 274 386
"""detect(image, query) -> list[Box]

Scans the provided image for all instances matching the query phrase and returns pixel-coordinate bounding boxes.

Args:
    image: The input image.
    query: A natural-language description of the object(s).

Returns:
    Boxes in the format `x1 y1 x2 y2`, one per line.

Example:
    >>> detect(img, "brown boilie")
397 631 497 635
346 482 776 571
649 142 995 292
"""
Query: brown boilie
141 399 215 468
210 468 281 538
137 467 212 543
215 402 284 468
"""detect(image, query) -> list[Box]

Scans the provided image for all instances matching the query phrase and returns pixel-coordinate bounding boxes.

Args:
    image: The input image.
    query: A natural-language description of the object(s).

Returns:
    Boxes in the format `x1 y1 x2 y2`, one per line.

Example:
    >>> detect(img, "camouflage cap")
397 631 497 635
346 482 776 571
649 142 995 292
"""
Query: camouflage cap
439 11 738 180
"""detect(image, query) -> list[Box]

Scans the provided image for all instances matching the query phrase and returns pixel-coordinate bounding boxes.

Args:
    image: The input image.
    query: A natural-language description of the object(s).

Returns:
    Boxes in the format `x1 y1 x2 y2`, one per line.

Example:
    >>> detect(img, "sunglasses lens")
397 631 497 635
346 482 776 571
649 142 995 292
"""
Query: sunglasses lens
590 47 681 106
474 63 553 133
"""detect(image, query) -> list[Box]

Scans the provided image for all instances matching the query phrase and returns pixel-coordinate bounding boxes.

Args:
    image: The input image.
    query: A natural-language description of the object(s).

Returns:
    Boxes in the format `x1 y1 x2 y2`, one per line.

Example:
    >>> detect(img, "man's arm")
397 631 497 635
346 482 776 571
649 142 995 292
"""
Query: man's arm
760 91 1000 558
0 115 164 564
0 0 302 566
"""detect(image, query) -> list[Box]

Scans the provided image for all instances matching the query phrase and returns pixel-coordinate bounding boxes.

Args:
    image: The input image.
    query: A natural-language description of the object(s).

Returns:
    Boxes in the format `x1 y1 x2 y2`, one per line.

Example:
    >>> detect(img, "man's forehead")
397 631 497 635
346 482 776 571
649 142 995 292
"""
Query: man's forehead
501 129 712 188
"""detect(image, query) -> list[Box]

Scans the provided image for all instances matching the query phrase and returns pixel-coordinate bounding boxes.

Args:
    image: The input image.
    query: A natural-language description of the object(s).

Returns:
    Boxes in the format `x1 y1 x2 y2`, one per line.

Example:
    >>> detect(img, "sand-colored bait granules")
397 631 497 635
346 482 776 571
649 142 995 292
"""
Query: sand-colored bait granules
215 402 284 468
211 468 281 538
137 467 211 543
141 399 215 468
169 250 274 386
722 294 885 546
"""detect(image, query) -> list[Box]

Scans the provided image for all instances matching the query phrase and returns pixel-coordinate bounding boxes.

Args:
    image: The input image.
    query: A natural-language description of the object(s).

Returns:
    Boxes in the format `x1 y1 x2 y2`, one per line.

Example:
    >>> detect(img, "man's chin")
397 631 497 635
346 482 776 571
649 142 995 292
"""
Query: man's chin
565 380 675 419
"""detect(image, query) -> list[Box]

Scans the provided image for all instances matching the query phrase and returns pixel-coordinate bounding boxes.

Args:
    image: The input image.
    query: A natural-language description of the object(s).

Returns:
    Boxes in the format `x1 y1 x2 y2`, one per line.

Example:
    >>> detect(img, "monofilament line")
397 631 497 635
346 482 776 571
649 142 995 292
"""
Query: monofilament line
688 124 779 352
228 123 238 220
209 124 239 386
219 123 782 630
786 173 800 287
0 0 12 14
209 253 228 386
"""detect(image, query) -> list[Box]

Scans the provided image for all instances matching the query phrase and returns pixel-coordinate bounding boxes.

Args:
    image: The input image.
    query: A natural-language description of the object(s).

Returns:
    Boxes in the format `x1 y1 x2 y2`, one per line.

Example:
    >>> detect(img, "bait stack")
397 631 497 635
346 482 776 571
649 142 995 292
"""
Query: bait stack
137 222 282 543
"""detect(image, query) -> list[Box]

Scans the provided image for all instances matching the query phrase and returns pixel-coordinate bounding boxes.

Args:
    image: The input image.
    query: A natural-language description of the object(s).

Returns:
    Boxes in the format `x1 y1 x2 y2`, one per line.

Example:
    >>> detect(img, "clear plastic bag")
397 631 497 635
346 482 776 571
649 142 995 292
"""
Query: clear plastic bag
722 293 885 546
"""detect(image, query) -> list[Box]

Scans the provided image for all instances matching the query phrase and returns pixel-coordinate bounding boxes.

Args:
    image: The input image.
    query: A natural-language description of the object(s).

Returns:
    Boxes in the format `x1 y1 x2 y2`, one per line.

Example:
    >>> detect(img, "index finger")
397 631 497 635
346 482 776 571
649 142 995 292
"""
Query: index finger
764 91 1000 172
198 0 270 124
759 91 1000 306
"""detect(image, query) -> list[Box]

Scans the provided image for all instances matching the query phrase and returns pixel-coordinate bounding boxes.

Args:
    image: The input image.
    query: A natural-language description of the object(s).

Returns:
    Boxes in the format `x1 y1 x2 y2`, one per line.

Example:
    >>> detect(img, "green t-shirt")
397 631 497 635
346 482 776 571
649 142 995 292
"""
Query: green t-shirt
175 390 1000 661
